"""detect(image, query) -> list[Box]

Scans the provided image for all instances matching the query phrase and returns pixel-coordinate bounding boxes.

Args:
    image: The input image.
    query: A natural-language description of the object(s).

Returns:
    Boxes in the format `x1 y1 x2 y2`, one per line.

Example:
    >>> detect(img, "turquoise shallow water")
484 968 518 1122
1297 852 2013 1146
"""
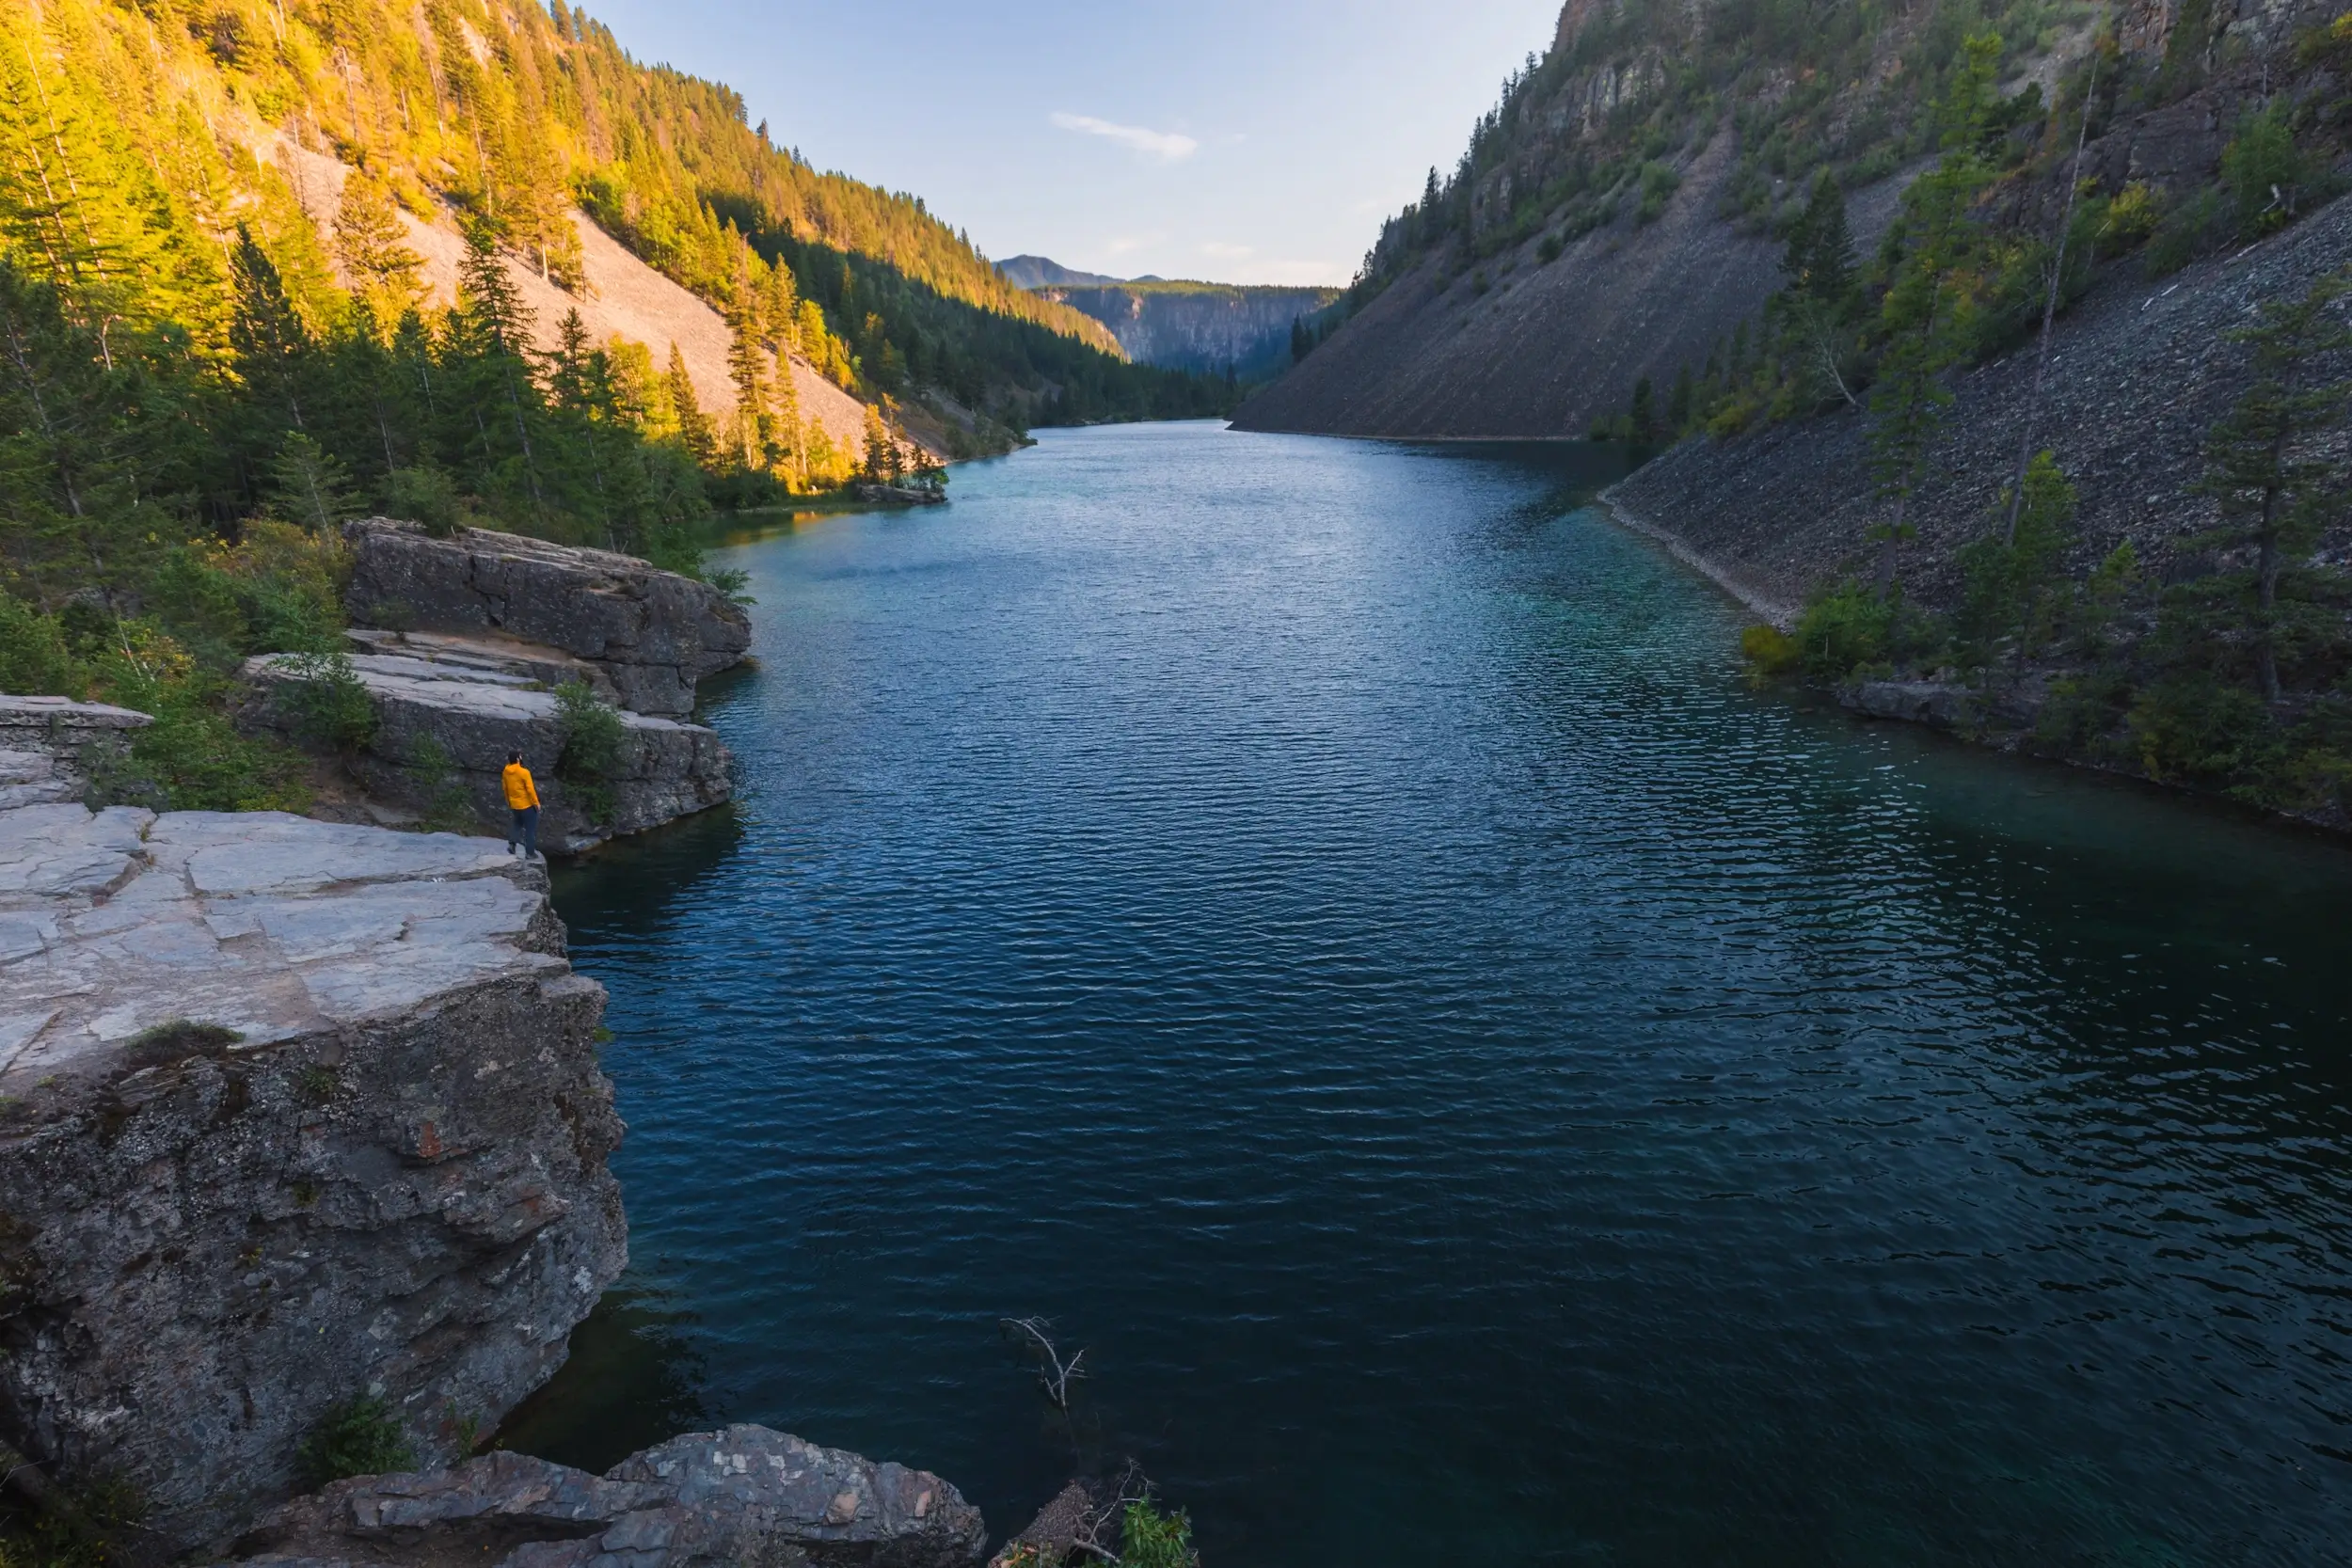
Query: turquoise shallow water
518 422 2352 1566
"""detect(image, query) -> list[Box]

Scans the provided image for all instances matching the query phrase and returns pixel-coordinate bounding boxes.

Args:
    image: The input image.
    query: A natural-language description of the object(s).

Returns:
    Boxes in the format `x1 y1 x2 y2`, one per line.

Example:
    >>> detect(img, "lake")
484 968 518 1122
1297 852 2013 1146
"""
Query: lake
512 421 2352 1566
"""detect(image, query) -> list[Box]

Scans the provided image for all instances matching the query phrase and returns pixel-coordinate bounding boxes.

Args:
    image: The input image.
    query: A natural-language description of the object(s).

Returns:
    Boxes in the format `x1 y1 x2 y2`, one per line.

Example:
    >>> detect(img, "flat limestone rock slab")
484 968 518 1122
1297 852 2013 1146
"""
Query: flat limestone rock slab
0 805 559 1090
0 802 625 1547
347 628 618 702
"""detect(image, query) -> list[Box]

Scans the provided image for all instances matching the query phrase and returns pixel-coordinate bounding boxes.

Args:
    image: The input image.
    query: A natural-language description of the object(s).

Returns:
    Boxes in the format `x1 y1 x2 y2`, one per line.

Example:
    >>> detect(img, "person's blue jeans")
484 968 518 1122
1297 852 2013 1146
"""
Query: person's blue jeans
507 804 539 859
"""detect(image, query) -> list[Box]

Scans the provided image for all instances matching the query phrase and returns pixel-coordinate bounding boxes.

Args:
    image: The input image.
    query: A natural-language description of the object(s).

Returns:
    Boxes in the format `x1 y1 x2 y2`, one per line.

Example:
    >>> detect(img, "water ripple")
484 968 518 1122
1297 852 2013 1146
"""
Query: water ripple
522 424 2352 1568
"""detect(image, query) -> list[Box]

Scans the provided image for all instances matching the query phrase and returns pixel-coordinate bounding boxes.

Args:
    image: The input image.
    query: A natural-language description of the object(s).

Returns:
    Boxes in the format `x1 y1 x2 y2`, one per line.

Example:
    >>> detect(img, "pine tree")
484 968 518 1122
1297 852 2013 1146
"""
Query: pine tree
861 404 893 483
332 172 424 325
2195 266 2352 703
266 432 364 532
230 227 315 435
664 342 716 467
449 219 545 507
723 278 771 471
1865 31 2000 598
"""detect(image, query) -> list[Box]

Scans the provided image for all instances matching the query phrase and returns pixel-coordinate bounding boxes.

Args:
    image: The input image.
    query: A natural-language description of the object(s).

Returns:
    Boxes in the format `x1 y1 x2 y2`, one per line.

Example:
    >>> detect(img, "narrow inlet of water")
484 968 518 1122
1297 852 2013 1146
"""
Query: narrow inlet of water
512 422 2352 1568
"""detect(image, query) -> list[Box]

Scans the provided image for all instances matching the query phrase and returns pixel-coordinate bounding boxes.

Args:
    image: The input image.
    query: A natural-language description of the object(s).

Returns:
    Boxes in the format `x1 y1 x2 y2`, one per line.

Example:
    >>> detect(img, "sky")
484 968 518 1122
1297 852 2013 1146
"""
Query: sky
574 0 1567 288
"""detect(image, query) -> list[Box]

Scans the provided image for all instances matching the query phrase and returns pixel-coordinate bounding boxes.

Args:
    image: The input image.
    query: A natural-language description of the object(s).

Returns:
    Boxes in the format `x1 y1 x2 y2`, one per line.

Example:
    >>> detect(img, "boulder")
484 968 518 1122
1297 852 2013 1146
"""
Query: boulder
0 694 152 809
227 1425 987 1568
0 804 627 1545
239 651 732 855
342 521 751 717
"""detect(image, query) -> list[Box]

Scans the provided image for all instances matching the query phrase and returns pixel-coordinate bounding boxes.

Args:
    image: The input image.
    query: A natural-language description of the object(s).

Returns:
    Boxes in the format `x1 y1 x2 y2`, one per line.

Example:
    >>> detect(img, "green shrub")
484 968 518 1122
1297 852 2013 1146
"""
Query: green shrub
2126 672 2278 784
1637 161 1682 224
87 624 310 813
273 652 377 752
1794 581 1895 678
1537 231 1565 263
0 599 83 697
1740 623 1803 677
295 1395 416 1489
2146 185 2225 276
1118 1497 1199 1568
404 736 478 833
554 679 626 827
2221 103 2316 236
382 465 465 538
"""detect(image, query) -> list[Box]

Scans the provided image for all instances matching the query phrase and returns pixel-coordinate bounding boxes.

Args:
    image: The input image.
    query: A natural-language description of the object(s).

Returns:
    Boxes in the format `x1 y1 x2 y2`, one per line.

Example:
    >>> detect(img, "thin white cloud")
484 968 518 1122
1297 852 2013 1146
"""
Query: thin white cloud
1050 112 1199 163
1200 242 1255 260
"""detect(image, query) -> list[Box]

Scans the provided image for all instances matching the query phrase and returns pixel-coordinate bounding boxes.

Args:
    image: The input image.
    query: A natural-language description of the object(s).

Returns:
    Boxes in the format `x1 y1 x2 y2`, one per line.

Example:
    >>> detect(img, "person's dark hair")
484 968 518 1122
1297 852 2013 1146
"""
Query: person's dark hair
507 751 522 764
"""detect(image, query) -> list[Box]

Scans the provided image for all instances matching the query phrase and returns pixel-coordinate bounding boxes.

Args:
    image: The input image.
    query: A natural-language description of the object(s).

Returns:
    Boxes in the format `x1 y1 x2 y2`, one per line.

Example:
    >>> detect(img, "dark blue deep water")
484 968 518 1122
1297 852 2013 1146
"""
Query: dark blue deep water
513 422 2352 1566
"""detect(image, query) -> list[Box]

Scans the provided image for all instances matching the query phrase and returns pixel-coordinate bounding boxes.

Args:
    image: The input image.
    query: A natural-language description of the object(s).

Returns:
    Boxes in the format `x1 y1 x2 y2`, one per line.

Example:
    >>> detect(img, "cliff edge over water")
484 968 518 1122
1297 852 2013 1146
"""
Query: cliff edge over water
0 806 624 1543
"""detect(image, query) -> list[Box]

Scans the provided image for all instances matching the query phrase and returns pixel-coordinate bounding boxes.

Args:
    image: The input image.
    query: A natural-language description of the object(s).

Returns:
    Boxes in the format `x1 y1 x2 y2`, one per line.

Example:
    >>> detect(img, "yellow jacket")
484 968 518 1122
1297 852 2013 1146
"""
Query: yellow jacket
501 762 540 809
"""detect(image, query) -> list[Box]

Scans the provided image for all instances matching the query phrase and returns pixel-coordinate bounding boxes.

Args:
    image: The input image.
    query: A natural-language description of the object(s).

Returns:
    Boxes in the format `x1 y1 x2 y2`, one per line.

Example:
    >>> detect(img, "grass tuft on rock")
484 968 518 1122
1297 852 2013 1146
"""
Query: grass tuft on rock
295 1396 417 1490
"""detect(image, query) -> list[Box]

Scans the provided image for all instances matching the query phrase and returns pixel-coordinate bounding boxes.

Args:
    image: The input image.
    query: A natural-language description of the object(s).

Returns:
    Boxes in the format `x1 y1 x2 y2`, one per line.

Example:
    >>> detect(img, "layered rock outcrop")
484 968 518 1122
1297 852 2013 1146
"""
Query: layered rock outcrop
0 695 151 810
226 1426 987 1568
342 522 750 718
0 804 626 1545
240 643 732 855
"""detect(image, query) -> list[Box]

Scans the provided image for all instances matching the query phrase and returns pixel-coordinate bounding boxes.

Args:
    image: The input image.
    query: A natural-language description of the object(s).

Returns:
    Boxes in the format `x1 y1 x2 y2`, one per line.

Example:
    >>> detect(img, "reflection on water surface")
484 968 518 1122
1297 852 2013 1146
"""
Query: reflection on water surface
527 423 2352 1567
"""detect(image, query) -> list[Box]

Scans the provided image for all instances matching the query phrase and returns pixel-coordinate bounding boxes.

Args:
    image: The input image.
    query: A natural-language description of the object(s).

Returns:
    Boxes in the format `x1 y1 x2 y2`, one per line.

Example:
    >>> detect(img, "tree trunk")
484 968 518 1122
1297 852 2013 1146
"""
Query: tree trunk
2255 483 2282 704
1877 491 1907 600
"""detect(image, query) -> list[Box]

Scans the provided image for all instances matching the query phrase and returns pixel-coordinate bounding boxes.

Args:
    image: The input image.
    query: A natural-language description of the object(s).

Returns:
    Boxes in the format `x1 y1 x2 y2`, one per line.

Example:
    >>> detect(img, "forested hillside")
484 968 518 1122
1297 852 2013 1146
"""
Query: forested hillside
0 0 1228 814
1251 0 2352 827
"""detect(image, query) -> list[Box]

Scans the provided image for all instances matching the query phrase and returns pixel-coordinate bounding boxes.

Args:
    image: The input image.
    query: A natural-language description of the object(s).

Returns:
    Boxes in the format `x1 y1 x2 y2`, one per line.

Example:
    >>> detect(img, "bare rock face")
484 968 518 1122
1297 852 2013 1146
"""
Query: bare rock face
342 521 751 717
0 695 151 809
0 804 627 1546
239 650 732 855
228 1426 987 1568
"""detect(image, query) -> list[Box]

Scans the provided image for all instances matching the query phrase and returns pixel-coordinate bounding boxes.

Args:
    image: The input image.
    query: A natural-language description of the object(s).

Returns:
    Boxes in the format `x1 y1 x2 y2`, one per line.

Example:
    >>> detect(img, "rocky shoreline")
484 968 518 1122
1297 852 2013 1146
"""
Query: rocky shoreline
0 523 1168 1568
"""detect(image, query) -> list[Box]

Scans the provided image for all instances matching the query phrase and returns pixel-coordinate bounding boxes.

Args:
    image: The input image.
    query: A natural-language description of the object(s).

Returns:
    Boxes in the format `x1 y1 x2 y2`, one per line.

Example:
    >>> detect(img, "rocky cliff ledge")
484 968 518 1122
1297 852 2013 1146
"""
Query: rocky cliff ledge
342 522 751 719
0 696 151 811
241 641 732 855
0 803 625 1545
236 522 750 852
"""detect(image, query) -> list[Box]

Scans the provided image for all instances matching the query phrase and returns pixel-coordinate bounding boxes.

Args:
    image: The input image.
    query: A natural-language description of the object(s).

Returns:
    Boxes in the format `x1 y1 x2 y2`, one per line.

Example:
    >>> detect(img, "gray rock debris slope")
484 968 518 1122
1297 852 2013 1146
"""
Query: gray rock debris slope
240 644 730 854
1607 192 2352 619
0 804 626 1546
342 521 751 718
228 1425 987 1568
0 695 151 809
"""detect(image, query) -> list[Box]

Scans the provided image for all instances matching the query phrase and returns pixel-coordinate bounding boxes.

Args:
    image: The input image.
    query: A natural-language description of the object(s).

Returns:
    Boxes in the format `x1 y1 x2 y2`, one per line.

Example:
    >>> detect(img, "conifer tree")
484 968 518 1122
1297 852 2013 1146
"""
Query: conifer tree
267 432 363 531
664 341 716 467
1866 31 2000 598
332 172 424 325
2195 266 2351 702
449 219 544 507
723 279 771 470
230 227 315 435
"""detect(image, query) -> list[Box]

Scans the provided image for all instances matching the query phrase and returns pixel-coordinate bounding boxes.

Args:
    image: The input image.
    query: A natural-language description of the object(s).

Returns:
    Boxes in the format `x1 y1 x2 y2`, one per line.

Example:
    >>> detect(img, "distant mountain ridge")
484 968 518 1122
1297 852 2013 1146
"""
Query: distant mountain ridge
996 256 1127 289
997 258 1340 378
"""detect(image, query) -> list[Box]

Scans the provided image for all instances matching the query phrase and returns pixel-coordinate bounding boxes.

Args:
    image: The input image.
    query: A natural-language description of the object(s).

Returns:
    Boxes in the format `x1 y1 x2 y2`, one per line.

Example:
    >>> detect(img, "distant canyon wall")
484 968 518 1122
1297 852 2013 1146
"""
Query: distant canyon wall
1036 284 1340 377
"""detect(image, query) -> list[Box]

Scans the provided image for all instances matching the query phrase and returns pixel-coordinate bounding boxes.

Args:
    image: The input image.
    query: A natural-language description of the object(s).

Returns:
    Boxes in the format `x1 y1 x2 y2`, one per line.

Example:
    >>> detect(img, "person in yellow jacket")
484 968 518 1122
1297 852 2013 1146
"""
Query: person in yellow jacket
501 750 542 861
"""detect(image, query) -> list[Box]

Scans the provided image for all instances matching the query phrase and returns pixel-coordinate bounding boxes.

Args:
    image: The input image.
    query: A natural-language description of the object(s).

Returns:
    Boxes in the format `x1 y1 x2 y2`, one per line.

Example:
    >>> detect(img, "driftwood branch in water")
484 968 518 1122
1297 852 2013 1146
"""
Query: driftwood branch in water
1000 1316 1089 1413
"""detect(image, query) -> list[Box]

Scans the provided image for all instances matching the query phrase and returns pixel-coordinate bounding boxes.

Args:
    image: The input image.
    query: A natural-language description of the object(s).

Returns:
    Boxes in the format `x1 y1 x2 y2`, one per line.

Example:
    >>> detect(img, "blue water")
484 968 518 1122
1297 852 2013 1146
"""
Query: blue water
514 422 2352 1566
